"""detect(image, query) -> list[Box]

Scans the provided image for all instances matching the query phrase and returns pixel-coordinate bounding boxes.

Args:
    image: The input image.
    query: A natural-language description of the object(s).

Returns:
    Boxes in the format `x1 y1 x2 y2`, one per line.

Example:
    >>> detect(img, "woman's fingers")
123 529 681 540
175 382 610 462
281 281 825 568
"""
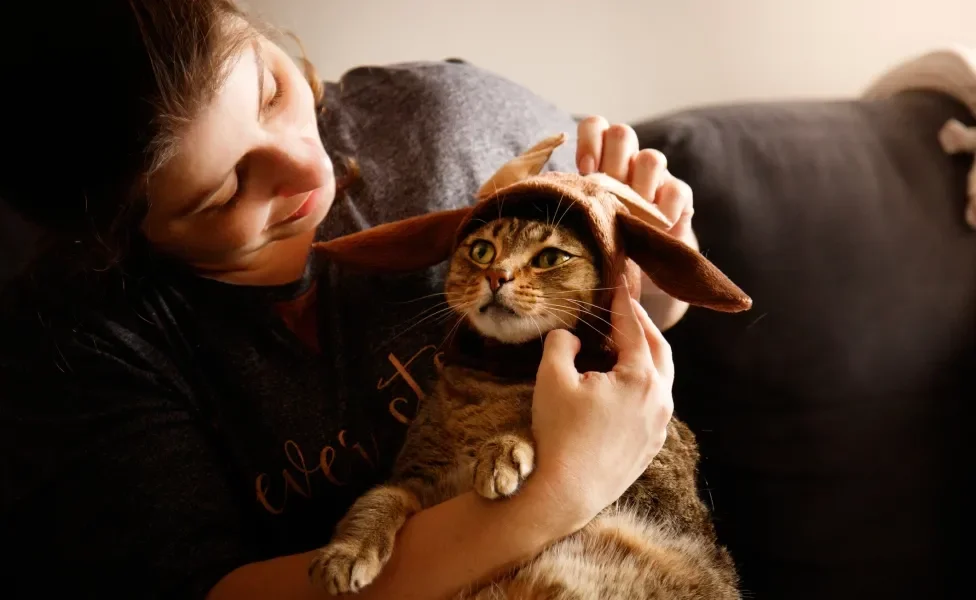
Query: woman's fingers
653 178 686 226
629 148 668 203
576 118 640 183
655 177 695 240
600 124 639 183
576 115 609 175
538 329 583 388
630 298 673 378
609 275 654 375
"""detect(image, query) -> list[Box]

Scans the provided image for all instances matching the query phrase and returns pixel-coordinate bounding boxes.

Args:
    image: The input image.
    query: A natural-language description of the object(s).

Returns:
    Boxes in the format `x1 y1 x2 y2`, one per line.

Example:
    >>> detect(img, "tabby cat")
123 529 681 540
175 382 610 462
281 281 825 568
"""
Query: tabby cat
309 210 742 599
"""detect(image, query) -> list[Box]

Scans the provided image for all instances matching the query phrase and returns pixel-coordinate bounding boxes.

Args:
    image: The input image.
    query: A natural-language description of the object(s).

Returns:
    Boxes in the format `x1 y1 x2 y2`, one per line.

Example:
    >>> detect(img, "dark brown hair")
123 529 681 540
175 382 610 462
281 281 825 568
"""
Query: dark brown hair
0 0 328 305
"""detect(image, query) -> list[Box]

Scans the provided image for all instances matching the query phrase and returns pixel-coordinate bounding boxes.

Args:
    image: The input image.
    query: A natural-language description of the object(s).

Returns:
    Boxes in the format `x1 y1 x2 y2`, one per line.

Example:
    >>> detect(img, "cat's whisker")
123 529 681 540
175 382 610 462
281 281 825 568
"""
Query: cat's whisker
390 290 464 305
403 289 478 321
433 299 481 329
546 305 614 343
388 299 479 344
542 306 584 332
526 313 545 345
404 298 467 322
394 303 454 333
432 308 467 327
387 310 455 344
546 286 618 296
552 297 621 316
552 193 578 230
551 194 562 228
547 298 597 314
406 302 462 325
540 308 572 331
438 312 470 352
549 301 625 339
433 300 480 327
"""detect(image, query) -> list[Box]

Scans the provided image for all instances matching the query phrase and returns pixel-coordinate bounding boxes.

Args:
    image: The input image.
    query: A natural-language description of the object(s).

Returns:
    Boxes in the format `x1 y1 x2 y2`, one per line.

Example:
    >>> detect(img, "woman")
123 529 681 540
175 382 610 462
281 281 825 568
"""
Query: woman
0 2 698 598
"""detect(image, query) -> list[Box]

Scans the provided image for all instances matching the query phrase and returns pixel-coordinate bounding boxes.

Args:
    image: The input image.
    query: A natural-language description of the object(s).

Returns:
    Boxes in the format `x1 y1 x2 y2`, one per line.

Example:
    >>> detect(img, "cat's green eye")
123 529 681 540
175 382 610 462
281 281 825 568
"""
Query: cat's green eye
532 248 572 269
469 240 496 265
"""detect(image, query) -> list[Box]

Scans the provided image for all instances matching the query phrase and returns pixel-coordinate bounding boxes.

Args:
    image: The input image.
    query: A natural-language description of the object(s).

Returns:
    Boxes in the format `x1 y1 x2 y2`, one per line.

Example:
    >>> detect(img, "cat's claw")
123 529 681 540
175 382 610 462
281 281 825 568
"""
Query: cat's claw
309 539 388 596
473 433 536 499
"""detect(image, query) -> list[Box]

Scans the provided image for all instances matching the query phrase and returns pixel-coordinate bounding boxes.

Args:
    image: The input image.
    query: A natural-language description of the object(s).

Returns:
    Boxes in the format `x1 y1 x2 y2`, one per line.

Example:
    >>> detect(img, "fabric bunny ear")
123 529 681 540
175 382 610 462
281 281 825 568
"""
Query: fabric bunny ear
616 212 752 312
585 172 674 231
313 207 472 271
475 132 569 199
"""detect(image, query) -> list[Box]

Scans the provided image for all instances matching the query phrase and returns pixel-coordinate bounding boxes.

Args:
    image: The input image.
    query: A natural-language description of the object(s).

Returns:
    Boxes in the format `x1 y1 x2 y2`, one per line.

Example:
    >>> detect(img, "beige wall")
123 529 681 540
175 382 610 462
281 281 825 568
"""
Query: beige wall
243 0 976 123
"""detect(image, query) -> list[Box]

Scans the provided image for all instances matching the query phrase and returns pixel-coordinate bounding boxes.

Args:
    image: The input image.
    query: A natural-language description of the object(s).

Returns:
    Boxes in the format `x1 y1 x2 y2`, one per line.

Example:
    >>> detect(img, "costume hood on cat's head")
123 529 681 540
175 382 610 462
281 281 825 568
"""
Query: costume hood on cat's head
314 133 752 373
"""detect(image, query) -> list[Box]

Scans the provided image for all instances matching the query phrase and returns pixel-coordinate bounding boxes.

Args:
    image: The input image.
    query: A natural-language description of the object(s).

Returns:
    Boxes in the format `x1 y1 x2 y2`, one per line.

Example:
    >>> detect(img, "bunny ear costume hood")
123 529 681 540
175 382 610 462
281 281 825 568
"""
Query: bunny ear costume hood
315 133 751 375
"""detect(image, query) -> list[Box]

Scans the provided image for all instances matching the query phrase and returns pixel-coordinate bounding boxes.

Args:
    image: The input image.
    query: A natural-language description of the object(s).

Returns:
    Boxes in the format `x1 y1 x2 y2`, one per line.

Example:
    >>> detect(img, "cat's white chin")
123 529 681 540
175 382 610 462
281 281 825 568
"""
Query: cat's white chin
467 308 570 344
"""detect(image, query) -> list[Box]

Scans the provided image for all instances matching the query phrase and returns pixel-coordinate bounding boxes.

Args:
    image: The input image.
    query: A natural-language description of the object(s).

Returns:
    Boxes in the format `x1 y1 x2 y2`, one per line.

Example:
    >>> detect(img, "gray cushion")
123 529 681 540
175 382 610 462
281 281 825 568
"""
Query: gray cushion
633 91 975 598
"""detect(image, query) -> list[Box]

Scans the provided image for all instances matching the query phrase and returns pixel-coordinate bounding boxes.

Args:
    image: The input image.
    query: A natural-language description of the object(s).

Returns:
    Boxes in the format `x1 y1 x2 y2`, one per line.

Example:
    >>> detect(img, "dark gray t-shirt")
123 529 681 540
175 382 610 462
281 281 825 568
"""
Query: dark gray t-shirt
1 60 579 597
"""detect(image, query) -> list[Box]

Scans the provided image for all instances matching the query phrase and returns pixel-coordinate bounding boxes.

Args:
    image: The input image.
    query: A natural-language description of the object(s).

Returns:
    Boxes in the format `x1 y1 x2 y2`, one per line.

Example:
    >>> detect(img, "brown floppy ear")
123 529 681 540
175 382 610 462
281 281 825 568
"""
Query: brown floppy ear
313 207 472 272
617 212 753 312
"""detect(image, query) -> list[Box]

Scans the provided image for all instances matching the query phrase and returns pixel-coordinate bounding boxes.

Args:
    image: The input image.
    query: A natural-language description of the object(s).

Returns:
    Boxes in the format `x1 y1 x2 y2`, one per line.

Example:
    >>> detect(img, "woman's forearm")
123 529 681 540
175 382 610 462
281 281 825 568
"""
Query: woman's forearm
640 229 698 331
208 480 577 600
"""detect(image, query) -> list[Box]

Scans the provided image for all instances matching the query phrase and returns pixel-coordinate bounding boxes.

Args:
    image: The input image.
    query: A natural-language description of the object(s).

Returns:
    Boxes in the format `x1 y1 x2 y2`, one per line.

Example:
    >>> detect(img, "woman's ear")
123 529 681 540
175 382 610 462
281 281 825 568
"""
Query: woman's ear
313 207 472 272
616 212 752 312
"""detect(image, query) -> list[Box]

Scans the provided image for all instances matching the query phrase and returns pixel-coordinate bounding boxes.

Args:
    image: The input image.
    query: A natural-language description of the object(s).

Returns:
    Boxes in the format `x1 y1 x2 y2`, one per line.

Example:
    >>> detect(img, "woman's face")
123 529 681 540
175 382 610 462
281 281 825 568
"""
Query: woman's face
142 30 335 286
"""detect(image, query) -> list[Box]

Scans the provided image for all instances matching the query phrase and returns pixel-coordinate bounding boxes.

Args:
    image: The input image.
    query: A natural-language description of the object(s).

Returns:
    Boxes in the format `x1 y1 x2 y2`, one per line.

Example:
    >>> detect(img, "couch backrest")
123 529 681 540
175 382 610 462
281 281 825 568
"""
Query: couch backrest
634 91 975 598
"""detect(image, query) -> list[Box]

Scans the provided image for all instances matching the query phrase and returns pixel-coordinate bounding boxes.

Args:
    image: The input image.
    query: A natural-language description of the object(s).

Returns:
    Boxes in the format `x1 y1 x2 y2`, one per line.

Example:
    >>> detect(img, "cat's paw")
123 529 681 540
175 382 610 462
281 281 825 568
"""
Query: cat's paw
473 433 535 500
308 486 420 595
308 535 393 596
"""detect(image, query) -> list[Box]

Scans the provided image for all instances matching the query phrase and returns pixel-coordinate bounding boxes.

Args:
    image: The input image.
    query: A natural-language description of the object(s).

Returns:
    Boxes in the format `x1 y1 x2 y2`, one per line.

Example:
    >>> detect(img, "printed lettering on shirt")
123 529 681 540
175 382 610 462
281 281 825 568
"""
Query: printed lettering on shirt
254 343 442 515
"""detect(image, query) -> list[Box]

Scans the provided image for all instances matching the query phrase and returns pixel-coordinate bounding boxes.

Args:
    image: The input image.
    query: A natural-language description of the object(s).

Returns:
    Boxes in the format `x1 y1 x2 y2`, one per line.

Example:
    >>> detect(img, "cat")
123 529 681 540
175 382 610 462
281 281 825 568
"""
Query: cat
309 211 742 599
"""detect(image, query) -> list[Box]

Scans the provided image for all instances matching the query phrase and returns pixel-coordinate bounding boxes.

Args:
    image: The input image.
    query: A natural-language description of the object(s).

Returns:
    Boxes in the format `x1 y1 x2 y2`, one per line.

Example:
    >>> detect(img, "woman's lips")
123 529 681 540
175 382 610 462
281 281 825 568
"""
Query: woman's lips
284 188 320 223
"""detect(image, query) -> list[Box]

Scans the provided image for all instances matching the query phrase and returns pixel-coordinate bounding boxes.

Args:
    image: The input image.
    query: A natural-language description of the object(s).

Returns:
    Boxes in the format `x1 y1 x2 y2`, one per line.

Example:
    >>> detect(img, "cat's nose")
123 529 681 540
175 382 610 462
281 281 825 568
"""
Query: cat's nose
485 269 513 292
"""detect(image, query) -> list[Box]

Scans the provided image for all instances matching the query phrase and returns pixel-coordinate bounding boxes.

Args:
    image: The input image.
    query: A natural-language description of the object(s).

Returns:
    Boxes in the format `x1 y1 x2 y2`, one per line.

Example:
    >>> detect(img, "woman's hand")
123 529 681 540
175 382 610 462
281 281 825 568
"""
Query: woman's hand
576 116 698 330
576 116 696 245
528 275 675 531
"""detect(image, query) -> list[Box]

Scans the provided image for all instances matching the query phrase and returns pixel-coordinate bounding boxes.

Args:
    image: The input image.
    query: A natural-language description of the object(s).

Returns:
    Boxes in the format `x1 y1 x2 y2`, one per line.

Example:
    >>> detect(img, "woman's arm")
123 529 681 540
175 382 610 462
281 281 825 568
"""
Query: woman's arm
211 281 675 600
209 481 575 600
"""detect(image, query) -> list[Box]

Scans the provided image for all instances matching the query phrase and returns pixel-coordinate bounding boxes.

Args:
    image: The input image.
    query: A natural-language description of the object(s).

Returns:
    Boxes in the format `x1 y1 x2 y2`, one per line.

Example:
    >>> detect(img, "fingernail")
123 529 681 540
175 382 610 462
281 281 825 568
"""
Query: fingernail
580 154 596 175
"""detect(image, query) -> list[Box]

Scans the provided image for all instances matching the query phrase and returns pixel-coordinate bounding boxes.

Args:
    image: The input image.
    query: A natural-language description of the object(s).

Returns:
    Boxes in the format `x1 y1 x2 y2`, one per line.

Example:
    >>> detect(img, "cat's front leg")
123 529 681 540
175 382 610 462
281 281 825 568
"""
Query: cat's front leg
309 485 420 595
473 431 535 500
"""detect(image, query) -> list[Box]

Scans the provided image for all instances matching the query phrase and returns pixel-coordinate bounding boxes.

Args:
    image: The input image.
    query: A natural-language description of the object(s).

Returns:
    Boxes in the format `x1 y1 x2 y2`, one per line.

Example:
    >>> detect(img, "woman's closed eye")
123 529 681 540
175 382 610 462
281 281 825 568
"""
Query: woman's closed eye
263 69 285 114
206 163 249 213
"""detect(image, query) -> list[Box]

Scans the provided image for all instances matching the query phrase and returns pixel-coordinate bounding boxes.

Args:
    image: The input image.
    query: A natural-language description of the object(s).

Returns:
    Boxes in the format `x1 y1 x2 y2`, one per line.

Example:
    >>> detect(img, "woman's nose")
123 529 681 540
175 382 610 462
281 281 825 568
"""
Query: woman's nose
266 134 333 199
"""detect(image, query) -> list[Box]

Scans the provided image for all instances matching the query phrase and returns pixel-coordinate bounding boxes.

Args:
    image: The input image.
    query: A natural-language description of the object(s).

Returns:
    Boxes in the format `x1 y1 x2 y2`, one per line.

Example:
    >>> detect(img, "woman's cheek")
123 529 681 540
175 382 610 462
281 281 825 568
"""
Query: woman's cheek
219 206 271 253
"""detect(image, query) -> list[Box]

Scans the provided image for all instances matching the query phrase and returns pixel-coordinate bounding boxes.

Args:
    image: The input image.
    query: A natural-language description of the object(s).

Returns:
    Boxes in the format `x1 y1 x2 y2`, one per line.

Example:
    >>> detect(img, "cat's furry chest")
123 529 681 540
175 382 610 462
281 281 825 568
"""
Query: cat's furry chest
398 365 714 538
398 365 535 506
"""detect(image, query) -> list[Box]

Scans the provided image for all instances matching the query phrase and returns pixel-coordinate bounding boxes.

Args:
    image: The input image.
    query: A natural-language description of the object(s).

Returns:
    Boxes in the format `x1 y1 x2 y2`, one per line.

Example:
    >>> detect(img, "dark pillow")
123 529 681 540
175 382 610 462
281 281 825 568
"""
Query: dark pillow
633 91 976 599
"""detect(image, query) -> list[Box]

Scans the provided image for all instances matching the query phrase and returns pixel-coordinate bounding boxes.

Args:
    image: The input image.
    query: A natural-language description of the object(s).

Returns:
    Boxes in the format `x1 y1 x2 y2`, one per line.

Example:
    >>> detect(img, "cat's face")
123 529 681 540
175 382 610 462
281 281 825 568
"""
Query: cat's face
446 217 600 344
